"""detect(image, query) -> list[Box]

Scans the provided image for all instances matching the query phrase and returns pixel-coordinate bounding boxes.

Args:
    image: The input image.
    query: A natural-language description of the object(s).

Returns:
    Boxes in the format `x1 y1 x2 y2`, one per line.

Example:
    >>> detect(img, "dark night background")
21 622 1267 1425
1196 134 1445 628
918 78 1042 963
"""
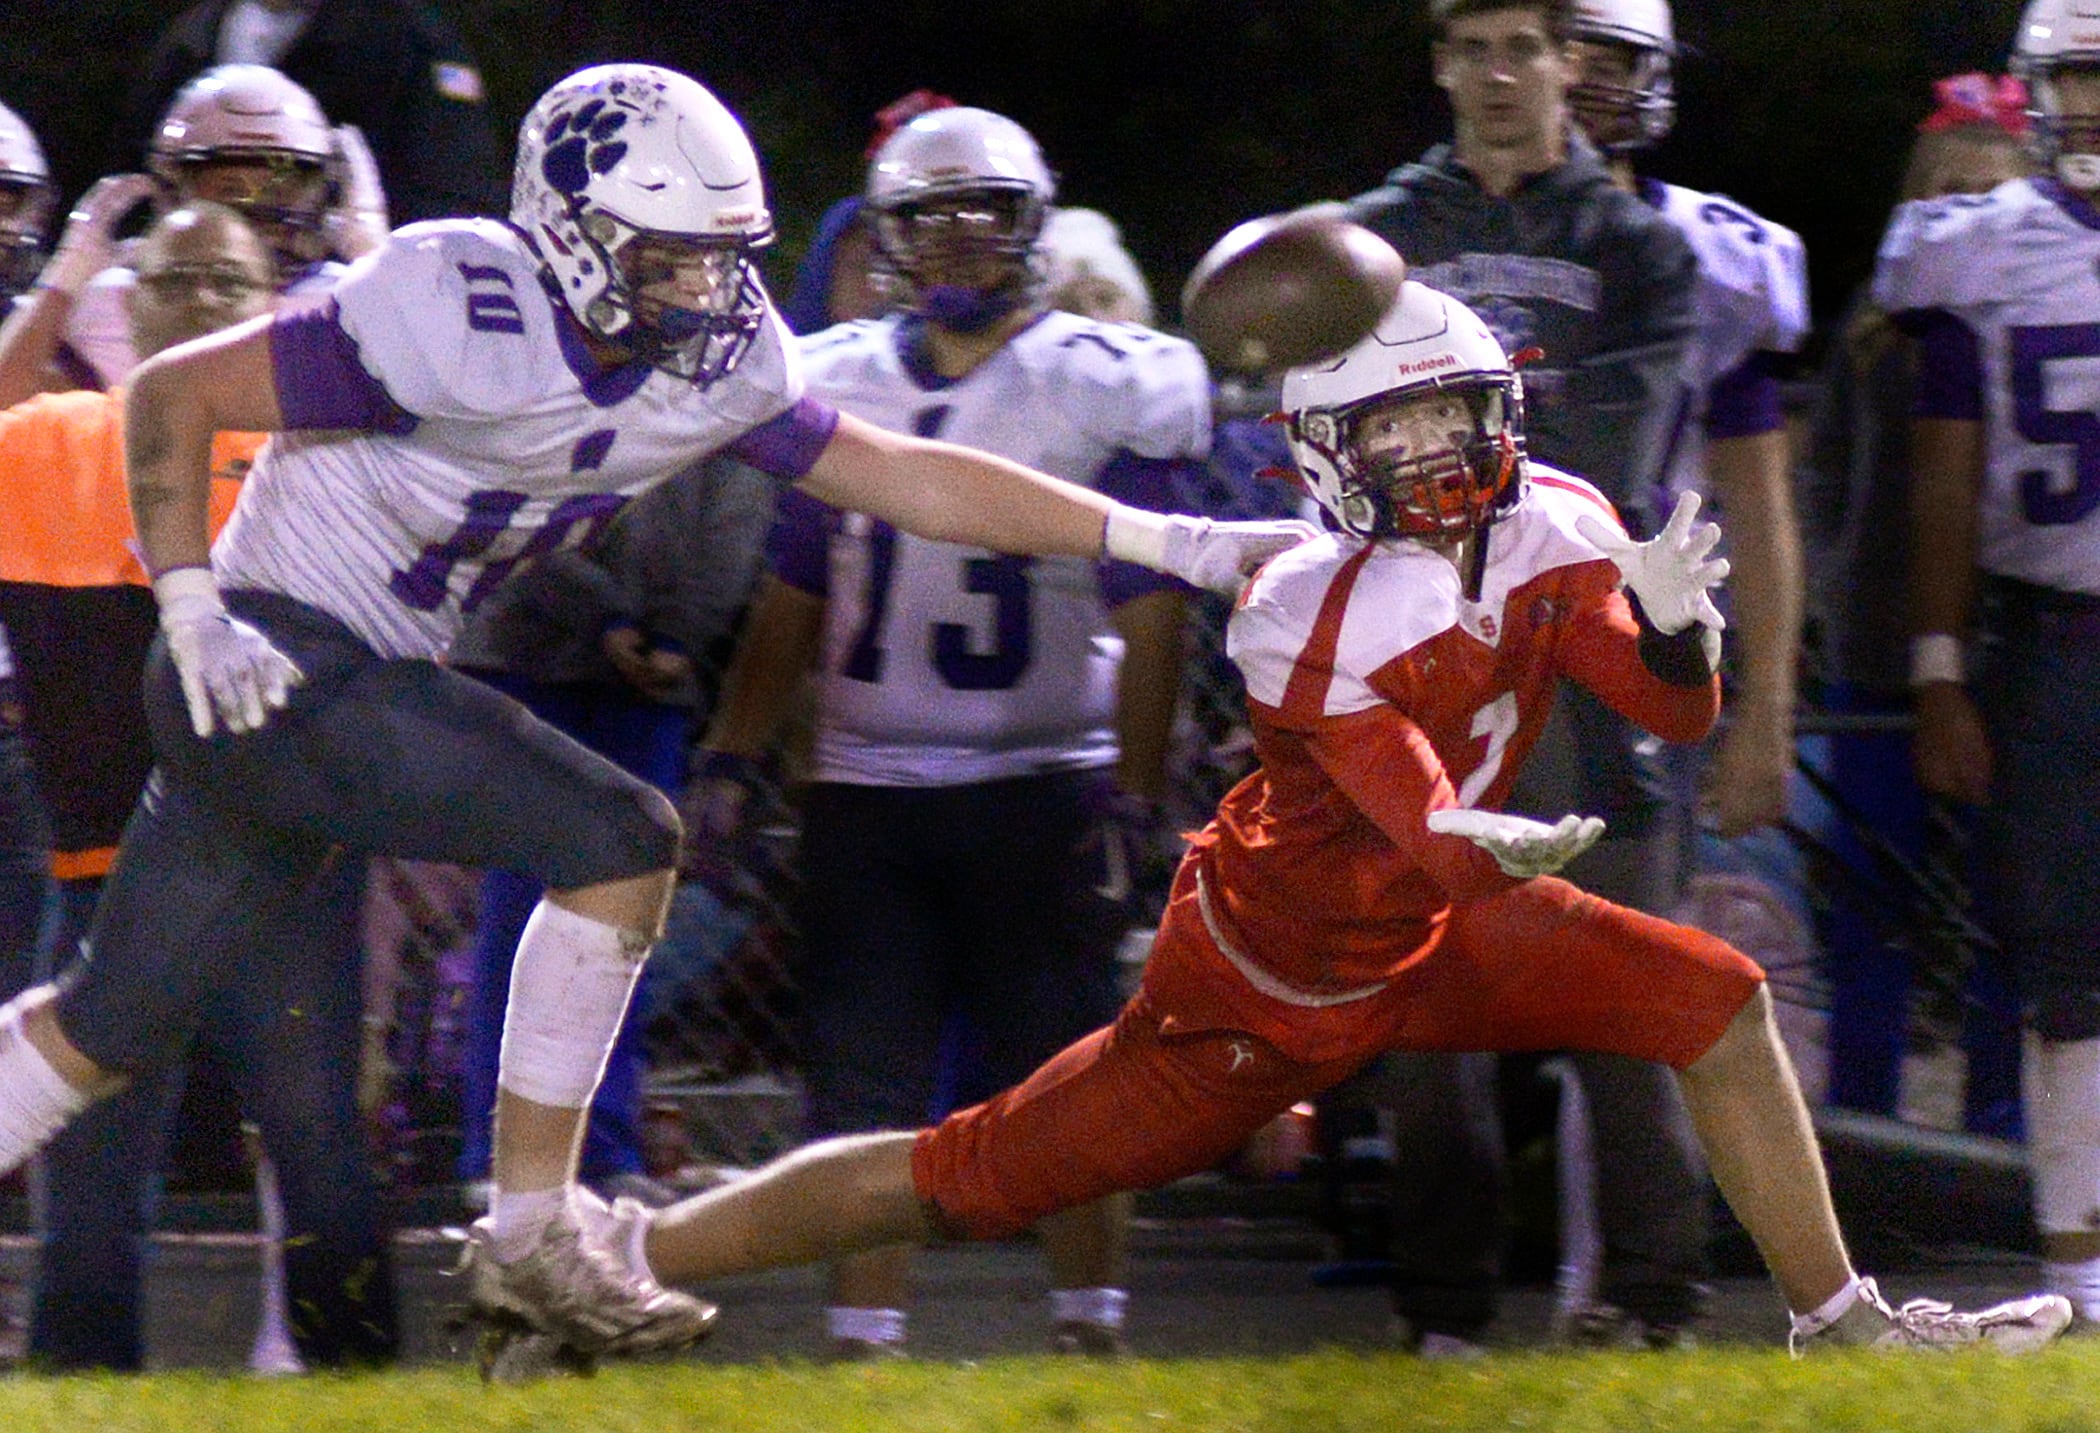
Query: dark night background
0 2 2033 350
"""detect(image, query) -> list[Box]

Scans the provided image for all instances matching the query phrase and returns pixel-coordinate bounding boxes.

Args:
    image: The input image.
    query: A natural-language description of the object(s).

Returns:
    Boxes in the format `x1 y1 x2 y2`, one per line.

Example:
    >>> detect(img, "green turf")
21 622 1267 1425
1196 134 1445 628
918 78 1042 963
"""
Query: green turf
2 1344 2098 1433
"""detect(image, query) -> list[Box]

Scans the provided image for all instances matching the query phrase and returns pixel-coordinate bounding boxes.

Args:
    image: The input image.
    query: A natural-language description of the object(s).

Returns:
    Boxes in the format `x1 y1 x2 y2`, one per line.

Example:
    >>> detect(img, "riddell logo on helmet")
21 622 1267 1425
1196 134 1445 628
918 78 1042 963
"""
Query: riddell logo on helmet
1393 353 1460 378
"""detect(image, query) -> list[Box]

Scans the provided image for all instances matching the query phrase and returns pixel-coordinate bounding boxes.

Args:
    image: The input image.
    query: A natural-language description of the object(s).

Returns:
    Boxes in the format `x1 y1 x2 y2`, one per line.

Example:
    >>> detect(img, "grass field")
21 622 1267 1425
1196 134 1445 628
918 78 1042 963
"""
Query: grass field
2 1344 2098 1433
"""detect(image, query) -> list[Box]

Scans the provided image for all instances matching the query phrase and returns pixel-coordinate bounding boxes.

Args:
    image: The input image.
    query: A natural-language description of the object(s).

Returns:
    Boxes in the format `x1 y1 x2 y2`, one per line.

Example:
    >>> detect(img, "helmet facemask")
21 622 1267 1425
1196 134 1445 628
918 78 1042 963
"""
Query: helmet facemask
2027 63 2100 189
579 211 769 382
164 150 333 279
1292 377 1525 541
1568 37 1676 152
872 183 1045 333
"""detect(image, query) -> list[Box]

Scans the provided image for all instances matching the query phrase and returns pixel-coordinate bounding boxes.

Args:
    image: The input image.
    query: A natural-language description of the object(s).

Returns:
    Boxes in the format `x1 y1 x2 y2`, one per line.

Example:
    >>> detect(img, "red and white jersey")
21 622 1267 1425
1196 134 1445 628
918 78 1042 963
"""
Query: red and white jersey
1196 466 1719 996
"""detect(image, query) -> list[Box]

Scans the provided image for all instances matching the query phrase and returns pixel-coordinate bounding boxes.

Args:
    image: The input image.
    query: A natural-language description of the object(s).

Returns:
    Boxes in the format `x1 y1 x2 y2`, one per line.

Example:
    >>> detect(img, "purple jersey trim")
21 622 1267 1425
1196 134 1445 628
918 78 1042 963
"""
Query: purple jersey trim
764 486 840 595
1096 449 1199 607
2039 177 2100 234
1902 309 1986 422
729 396 841 482
268 300 418 434
1704 351 1784 440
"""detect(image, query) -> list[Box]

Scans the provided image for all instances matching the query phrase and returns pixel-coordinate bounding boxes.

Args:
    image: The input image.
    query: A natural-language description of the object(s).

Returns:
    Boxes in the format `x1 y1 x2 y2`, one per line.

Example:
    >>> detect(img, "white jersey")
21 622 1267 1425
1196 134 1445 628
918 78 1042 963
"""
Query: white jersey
215 219 806 658
787 310 1211 786
65 248 346 388
1874 177 2100 594
1644 181 1808 498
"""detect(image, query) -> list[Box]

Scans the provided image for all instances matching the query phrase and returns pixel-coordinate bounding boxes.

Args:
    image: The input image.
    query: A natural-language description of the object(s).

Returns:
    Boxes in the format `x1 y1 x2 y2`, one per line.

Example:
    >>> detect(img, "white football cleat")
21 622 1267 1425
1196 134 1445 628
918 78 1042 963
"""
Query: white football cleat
459 1198 712 1367
1791 1277 2072 1355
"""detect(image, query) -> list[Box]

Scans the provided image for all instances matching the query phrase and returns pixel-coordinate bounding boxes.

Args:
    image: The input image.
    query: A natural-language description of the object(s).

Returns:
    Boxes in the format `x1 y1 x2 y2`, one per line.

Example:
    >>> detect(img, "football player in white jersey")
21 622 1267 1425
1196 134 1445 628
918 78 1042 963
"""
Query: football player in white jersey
0 64 385 409
693 107 1202 1359
0 63 1306 1363
536 284 2070 1361
1568 0 1809 839
1875 0 2100 1327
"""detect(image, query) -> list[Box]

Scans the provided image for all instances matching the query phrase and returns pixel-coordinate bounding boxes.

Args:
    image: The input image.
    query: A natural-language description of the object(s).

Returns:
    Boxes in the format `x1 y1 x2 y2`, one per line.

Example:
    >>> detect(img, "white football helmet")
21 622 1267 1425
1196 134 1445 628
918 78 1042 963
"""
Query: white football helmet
1567 0 1676 152
151 64 338 270
0 101 52 297
2014 0 2100 189
1280 282 1526 541
512 64 773 385
866 106 1055 332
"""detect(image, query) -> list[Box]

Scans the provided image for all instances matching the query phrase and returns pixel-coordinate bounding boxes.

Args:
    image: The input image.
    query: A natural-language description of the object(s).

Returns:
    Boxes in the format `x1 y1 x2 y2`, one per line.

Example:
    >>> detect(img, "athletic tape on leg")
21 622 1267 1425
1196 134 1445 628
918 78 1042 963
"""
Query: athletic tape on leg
2023 1031 2100 1234
497 900 650 1109
0 987 92 1173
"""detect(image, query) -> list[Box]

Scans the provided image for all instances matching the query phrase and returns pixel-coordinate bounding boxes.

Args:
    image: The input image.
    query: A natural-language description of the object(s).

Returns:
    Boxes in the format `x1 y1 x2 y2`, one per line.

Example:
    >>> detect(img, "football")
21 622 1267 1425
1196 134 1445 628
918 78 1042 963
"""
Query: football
1180 212 1407 375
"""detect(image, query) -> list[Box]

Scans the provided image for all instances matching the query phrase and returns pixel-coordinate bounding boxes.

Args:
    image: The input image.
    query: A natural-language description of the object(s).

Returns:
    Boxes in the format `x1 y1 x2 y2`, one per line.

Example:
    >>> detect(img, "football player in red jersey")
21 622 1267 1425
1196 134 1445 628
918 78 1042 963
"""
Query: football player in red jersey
534 284 2070 1362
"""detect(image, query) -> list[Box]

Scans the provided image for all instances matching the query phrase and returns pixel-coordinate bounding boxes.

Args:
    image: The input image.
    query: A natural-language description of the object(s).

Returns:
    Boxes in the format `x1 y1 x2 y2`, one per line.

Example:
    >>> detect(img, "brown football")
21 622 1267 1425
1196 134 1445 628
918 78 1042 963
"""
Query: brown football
1180 212 1407 375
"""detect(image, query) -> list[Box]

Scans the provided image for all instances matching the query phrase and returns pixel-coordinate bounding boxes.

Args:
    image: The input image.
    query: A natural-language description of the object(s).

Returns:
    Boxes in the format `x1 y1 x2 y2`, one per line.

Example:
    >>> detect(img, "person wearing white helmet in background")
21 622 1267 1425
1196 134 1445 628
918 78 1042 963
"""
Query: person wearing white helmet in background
504 283 2070 1368
1545 0 1813 1349
1876 0 2100 1330
0 62 1307 1366
688 106 1204 1361
0 63 387 408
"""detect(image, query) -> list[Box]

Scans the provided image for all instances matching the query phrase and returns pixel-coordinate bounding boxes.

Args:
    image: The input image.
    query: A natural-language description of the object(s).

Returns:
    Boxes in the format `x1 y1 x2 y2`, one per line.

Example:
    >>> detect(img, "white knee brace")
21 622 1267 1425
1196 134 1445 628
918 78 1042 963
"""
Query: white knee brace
497 900 651 1110
2023 1031 2100 1234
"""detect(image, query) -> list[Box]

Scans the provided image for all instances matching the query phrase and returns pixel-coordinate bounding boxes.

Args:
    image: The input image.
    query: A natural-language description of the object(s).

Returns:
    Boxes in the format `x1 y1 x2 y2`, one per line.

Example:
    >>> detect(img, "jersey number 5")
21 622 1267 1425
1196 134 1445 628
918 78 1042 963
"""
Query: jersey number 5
2010 322 2100 527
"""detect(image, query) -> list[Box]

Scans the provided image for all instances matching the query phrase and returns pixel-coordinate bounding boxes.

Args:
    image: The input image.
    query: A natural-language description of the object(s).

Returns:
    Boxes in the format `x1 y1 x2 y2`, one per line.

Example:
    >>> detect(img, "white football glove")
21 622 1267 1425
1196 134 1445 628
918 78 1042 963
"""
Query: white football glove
40 172 158 296
1103 505 1319 595
1574 490 1728 664
1426 807 1606 879
325 124 390 260
154 568 305 738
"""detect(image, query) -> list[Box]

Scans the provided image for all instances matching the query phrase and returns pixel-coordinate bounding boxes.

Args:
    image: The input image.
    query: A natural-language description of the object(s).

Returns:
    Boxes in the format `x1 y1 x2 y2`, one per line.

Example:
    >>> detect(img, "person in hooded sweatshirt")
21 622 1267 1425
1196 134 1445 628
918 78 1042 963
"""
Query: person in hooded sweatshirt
1321 0 1704 1354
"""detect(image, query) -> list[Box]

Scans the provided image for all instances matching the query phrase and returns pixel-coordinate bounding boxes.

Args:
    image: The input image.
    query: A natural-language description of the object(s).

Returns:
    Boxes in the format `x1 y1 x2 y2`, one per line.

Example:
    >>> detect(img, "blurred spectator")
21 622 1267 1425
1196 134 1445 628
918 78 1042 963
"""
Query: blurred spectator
446 453 776 1206
113 0 505 225
1796 73 2033 1135
1041 207 1155 326
0 64 379 409
0 204 395 1369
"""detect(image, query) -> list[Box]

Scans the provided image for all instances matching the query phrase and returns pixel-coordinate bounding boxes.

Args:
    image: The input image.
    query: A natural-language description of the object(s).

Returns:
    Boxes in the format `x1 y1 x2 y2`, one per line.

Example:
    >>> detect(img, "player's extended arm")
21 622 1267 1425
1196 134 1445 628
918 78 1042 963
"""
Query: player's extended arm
1569 490 1726 744
799 411 1313 595
125 314 304 736
1907 415 1989 805
1704 427 1804 836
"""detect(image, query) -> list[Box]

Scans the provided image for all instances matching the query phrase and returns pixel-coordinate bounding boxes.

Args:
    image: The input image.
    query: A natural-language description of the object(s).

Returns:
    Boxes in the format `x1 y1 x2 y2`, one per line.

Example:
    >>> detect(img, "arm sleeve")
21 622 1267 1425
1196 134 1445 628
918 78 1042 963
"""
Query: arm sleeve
1705 351 1785 441
1301 704 1523 903
1901 310 1986 422
763 486 839 596
1553 570 1721 744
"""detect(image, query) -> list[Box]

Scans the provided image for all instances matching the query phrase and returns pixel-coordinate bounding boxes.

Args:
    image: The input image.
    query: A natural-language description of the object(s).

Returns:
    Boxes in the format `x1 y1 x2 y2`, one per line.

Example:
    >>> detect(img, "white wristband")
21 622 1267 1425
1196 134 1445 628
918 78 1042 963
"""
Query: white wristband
152 565 225 622
1102 503 1172 571
1908 632 1964 688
